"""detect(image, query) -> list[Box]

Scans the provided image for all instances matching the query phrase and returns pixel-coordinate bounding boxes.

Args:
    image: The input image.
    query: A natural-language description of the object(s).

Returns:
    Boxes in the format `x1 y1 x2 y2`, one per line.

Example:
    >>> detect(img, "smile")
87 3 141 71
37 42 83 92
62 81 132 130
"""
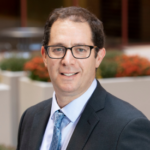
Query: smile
61 73 78 76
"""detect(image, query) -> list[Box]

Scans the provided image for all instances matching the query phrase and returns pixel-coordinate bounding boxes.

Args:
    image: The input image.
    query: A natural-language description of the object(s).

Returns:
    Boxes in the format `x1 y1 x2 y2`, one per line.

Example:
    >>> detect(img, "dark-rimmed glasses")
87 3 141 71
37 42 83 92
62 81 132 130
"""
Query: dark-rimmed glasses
44 45 97 59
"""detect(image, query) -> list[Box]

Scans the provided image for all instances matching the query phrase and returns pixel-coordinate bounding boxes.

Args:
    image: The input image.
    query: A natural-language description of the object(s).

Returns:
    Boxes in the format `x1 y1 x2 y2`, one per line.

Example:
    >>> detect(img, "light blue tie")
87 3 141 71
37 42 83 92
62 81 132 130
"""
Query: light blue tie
50 110 65 150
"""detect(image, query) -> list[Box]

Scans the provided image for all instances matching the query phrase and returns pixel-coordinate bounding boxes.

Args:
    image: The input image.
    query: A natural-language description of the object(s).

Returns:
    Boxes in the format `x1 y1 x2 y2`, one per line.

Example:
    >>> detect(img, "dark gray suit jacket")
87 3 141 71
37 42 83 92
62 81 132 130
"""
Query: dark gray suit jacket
17 81 150 150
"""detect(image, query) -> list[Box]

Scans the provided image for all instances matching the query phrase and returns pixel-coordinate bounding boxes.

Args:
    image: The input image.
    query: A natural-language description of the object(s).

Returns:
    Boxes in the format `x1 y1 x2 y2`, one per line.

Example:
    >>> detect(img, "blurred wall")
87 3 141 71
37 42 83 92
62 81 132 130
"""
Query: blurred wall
87 0 101 19
141 0 150 42
27 0 63 26
0 0 20 28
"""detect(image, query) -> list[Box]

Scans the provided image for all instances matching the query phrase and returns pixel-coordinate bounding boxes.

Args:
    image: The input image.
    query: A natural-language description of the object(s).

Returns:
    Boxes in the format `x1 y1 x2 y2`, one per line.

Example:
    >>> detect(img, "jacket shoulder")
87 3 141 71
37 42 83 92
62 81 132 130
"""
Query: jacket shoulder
105 92 146 120
17 98 52 150
24 98 52 116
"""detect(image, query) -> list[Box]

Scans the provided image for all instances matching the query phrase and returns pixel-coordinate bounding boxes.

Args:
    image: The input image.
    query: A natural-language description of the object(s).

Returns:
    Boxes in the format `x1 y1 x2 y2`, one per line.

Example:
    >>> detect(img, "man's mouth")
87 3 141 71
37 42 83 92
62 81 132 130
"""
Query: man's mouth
61 72 78 76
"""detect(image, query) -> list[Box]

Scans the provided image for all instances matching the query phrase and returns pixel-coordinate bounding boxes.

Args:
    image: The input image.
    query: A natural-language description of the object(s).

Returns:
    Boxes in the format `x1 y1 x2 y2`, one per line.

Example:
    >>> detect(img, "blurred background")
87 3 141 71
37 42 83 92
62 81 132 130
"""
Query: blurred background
0 0 150 149
0 0 150 50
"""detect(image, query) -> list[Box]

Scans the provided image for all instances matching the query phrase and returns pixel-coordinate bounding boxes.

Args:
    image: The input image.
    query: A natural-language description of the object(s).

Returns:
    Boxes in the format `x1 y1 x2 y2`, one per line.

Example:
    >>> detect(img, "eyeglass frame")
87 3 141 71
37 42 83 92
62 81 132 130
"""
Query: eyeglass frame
44 45 98 59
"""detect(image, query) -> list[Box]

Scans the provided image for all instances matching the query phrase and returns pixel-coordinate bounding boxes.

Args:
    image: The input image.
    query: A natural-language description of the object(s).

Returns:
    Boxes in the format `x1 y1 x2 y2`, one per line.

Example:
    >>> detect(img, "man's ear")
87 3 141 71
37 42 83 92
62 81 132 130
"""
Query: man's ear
95 48 106 68
41 46 48 68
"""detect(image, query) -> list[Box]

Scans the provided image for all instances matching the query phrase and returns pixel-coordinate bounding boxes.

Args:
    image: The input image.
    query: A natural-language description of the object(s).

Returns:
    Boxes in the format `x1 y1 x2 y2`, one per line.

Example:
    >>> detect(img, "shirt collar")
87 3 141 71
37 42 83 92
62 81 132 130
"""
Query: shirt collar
51 79 97 123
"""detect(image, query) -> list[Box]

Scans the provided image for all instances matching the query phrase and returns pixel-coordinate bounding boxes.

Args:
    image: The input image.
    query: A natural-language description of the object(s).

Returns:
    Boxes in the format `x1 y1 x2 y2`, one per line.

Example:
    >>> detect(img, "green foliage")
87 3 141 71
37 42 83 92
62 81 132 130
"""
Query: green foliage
0 57 29 71
99 50 122 78
100 61 118 78
96 66 102 78
104 51 122 59
28 71 49 82
0 145 15 150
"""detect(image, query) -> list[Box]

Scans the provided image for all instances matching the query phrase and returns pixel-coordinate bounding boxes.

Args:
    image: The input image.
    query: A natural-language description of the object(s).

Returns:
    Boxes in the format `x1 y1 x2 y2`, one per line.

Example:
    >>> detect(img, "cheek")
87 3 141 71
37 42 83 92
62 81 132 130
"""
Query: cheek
80 59 95 73
87 62 96 78
47 60 57 74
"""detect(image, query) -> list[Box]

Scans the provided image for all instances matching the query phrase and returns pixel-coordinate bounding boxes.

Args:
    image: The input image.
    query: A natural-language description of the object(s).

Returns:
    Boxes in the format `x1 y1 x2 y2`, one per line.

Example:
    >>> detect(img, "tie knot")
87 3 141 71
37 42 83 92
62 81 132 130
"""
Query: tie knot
54 110 65 128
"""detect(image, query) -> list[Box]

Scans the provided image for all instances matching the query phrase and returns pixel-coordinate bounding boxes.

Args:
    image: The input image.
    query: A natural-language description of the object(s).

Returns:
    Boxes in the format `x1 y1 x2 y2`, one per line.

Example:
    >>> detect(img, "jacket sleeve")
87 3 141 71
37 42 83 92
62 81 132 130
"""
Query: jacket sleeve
16 110 27 150
116 117 150 150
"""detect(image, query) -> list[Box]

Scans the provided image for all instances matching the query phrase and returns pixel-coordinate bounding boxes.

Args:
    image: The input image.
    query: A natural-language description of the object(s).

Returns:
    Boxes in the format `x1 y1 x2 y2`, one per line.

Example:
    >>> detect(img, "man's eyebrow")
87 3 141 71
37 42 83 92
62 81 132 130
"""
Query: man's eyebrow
48 43 88 47
48 43 64 46
72 43 87 46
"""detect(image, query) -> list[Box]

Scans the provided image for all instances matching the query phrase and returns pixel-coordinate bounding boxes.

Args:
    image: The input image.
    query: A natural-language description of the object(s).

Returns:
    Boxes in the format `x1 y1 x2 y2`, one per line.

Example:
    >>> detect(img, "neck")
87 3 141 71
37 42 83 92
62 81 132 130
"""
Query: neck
55 91 84 108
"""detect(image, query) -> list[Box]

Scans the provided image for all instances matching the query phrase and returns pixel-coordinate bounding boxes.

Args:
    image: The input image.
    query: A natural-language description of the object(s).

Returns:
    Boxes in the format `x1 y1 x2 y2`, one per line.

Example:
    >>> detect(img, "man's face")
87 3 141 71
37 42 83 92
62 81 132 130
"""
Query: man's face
41 19 105 100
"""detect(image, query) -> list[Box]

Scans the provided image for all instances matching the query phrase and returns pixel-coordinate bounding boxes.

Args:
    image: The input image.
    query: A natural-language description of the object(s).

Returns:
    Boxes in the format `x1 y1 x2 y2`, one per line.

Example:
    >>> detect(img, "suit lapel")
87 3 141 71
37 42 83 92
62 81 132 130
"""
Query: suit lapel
67 81 107 150
28 99 52 150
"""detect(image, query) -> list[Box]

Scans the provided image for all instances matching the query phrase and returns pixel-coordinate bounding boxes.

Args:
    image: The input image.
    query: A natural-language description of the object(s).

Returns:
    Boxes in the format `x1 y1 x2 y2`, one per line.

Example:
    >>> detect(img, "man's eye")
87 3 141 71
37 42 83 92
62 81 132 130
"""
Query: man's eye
53 48 63 52
77 48 86 52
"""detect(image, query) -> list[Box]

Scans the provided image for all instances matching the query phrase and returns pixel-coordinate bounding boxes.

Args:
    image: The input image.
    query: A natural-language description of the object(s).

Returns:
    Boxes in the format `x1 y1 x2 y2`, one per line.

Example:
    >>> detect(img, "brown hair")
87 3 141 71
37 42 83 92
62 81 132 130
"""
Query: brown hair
42 6 105 53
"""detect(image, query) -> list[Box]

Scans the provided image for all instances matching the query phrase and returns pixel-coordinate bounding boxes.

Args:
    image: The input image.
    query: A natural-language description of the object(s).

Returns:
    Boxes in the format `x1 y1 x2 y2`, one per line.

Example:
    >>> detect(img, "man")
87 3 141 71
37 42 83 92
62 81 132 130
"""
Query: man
17 7 150 150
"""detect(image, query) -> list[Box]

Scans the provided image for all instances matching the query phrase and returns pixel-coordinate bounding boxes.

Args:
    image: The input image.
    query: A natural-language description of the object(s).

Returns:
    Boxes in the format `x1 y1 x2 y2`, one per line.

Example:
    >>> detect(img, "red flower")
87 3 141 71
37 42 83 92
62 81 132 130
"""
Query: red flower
115 55 150 77
24 56 50 82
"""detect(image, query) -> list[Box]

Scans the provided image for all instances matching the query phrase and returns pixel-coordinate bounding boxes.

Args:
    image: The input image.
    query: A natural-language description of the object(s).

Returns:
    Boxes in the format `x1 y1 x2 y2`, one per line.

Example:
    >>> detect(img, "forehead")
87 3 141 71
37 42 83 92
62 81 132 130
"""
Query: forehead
49 19 93 45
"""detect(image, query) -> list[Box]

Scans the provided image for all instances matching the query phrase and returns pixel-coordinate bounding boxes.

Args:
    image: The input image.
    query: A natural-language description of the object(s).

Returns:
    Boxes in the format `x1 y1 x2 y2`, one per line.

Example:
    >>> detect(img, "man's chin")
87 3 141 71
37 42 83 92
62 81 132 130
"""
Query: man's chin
59 85 76 93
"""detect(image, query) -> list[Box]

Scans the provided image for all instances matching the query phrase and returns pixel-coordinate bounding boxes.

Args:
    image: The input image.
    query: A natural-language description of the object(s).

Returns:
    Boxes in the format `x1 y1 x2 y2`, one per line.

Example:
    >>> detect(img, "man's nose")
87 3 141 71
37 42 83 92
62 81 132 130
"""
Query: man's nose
61 49 75 65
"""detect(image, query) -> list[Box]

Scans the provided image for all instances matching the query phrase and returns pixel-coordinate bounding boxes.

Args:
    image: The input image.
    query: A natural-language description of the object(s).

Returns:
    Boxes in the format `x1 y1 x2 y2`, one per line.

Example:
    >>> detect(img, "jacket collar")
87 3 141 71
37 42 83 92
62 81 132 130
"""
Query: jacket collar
66 80 107 150
28 99 52 150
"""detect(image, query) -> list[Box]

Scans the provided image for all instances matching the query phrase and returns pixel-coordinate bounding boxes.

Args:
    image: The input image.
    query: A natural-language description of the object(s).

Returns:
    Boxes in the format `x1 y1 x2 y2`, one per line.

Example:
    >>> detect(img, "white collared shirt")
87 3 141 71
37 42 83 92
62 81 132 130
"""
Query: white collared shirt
40 79 97 150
